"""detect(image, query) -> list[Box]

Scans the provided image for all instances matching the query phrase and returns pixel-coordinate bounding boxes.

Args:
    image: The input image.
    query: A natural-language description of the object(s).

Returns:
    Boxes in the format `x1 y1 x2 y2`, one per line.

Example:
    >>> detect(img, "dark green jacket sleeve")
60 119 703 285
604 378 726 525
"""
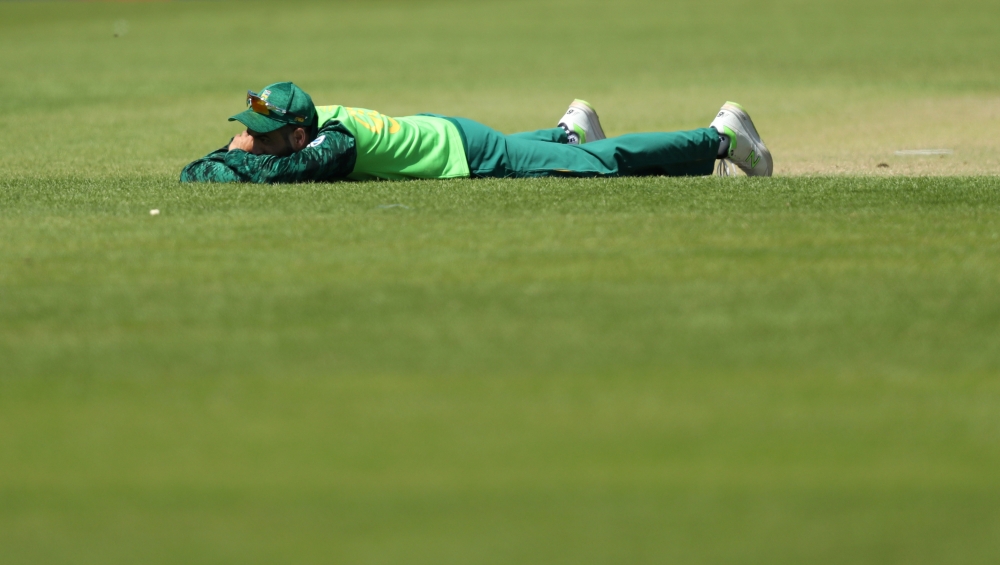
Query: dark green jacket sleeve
179 144 242 183
179 121 357 183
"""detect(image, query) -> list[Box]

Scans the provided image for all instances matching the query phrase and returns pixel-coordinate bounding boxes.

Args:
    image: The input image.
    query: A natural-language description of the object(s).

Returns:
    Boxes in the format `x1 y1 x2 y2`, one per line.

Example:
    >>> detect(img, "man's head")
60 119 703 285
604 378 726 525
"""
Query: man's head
229 81 318 156
245 124 312 156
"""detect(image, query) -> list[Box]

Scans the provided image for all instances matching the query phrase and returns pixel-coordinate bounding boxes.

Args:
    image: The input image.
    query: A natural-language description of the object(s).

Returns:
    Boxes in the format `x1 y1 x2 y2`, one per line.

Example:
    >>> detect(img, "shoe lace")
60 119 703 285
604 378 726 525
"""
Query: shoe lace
715 158 736 177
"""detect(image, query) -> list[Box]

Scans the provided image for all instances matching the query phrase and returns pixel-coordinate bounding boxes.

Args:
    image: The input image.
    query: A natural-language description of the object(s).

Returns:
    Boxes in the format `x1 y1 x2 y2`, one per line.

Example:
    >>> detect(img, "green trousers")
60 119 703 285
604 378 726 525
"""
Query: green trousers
443 117 720 178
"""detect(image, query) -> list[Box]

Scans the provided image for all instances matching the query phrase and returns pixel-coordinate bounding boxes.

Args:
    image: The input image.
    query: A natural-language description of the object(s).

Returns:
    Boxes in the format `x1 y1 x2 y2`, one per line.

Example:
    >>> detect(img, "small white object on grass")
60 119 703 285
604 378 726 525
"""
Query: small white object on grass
150 209 160 216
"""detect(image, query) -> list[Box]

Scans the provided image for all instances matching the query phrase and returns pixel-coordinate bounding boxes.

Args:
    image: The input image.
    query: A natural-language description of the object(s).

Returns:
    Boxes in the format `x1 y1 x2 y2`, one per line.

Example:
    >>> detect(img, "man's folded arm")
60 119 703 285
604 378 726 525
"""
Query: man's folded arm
179 122 358 184
179 144 245 183
225 122 356 184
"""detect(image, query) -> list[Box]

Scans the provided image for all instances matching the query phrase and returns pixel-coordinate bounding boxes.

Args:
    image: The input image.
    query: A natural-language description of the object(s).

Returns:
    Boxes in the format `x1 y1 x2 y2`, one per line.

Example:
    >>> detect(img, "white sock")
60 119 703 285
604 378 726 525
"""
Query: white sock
715 127 731 158
561 124 580 145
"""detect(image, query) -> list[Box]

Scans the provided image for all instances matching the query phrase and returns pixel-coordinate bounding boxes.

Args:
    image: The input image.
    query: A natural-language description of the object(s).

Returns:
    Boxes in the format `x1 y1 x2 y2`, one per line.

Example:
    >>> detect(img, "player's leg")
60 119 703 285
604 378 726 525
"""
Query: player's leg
504 99 608 145
446 101 771 178
503 128 720 177
506 128 569 143
542 99 773 177
447 115 718 178
505 99 717 176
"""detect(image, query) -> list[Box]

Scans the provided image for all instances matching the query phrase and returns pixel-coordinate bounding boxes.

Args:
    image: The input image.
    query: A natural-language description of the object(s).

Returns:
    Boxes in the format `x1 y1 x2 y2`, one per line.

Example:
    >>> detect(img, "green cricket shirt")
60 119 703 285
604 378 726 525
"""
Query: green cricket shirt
315 106 468 181
180 107 470 183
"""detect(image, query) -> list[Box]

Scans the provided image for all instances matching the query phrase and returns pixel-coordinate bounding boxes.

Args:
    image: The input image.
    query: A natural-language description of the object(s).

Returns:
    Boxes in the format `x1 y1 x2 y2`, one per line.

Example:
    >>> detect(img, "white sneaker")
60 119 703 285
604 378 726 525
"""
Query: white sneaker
710 101 773 176
557 99 606 145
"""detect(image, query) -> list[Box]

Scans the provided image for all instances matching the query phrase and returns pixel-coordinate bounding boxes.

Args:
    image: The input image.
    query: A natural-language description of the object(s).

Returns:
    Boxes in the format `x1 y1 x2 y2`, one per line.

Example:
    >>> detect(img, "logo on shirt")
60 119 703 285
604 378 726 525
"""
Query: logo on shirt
347 108 401 135
307 135 326 148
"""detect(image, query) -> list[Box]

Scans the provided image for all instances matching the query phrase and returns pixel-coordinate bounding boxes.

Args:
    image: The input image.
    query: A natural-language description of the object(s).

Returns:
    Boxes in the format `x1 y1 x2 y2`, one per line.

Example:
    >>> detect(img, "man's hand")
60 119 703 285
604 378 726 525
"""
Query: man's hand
228 130 254 152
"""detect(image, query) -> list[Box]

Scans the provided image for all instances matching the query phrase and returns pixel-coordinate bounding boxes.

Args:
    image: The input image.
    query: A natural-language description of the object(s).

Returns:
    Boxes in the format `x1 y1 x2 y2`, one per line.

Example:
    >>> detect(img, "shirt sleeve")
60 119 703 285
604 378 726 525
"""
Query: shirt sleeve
179 144 244 183
178 121 358 184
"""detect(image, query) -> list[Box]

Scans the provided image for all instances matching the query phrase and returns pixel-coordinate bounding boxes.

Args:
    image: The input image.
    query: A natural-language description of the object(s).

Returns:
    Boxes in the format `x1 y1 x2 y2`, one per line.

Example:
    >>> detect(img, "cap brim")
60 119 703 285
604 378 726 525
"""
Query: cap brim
228 109 287 133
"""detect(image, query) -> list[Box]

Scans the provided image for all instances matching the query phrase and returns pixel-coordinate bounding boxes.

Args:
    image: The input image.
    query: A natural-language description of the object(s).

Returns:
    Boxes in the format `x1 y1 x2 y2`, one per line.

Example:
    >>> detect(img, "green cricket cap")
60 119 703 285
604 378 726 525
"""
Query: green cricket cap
229 81 316 133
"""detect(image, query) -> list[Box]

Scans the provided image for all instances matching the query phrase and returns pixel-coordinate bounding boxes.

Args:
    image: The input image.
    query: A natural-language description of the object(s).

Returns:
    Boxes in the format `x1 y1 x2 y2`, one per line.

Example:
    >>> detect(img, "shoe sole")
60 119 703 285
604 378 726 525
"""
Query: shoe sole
721 102 773 176
570 99 606 141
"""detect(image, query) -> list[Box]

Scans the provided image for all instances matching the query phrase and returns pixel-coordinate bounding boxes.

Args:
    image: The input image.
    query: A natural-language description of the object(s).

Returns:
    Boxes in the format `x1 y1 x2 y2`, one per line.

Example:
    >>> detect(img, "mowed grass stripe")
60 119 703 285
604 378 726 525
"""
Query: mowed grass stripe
2 176 999 378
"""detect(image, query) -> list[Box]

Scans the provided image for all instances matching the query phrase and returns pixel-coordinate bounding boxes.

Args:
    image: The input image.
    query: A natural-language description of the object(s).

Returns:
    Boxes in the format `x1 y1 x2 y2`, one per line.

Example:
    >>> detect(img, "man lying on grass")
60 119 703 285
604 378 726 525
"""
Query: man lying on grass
180 81 772 183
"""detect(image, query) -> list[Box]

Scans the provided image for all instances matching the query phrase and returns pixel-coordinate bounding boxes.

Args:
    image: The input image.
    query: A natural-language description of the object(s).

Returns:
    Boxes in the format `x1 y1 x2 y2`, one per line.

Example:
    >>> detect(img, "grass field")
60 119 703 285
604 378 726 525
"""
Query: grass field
2 1 1000 564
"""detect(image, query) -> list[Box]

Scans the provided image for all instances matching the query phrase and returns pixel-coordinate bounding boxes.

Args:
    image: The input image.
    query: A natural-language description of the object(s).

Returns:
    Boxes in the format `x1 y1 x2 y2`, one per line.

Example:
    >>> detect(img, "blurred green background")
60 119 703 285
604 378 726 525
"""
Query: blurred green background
1 1 999 564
